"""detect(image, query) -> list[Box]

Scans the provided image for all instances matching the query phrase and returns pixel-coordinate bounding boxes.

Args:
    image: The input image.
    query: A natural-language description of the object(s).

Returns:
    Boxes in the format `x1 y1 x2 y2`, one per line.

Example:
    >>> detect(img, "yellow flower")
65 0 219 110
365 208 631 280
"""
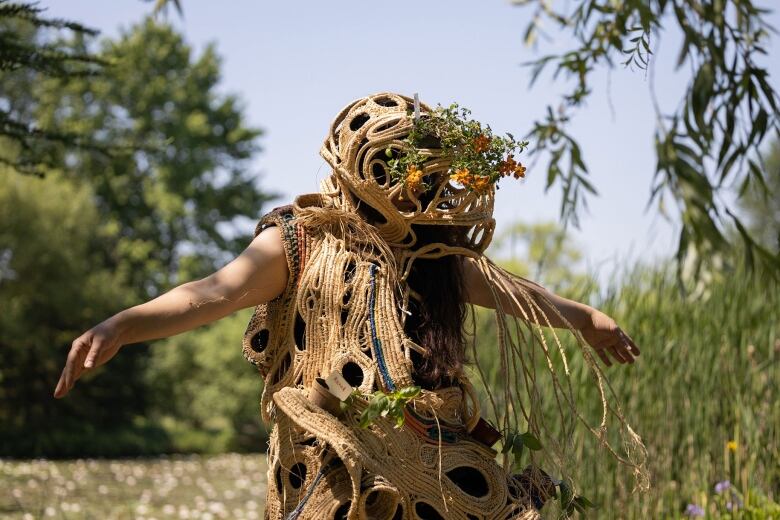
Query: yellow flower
727 440 737 452
472 176 492 193
449 168 473 186
405 164 424 191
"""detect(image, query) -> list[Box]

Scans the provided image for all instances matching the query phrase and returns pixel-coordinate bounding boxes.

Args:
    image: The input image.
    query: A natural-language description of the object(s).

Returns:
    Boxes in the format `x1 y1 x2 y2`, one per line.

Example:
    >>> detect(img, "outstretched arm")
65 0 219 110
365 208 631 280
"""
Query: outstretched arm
461 256 640 367
54 226 289 398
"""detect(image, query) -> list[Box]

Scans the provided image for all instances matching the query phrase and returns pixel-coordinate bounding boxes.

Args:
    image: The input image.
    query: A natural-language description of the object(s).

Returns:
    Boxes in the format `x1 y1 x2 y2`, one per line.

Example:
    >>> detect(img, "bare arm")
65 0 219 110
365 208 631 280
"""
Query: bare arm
54 226 288 398
116 226 288 344
461 256 640 366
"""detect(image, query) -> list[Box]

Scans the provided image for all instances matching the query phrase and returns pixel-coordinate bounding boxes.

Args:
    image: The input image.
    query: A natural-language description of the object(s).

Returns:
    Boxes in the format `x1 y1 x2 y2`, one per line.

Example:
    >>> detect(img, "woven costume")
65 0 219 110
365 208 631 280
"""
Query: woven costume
242 93 646 520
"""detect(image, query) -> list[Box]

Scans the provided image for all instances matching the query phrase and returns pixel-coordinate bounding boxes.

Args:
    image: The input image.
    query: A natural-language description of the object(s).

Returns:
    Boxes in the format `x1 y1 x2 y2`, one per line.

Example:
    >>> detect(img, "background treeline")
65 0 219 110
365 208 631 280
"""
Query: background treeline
1 17 273 457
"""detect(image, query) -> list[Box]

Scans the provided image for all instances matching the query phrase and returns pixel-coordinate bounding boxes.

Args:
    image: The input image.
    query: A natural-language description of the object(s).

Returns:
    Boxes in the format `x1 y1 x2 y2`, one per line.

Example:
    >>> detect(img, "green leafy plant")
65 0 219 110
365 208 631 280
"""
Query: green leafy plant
501 429 544 470
558 480 597 517
341 386 421 429
387 103 530 194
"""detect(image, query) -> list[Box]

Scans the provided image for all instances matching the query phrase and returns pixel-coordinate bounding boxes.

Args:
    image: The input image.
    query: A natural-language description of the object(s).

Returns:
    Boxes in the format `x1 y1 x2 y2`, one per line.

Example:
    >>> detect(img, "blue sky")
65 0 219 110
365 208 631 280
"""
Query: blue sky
46 1 780 275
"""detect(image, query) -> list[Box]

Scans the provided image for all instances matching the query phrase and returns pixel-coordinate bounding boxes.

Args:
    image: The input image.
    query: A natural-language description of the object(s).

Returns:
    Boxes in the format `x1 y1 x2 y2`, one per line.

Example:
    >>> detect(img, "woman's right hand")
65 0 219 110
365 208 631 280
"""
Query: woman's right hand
53 317 125 398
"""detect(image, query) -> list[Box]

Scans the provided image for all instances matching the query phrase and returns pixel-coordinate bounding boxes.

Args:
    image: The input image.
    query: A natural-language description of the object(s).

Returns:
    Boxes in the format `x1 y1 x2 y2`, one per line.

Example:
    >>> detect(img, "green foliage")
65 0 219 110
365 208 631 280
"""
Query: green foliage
29 18 273 297
0 170 168 457
146 310 267 453
387 103 529 192
349 386 421 429
0 19 272 457
500 429 543 471
512 0 780 276
739 139 780 252
473 239 780 517
0 1 110 175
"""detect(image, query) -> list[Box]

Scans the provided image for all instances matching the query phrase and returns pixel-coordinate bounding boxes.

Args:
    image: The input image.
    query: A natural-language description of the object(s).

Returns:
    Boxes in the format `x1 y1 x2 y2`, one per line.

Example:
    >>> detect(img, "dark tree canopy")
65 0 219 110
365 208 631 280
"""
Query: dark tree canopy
513 0 780 276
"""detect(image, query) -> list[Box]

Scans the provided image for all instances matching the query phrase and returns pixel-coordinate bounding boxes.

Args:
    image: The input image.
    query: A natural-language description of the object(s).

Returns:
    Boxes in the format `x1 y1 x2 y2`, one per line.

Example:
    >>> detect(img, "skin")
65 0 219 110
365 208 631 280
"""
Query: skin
53 219 639 399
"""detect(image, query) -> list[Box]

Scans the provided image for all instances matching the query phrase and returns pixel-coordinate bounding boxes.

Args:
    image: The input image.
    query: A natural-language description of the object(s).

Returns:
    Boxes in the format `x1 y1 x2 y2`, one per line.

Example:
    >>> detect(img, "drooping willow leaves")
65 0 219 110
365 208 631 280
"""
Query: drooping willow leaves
512 0 780 278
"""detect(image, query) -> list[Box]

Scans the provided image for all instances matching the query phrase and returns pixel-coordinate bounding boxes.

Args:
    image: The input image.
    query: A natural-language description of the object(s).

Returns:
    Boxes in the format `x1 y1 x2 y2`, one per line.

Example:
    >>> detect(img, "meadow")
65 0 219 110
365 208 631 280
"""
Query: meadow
0 454 268 519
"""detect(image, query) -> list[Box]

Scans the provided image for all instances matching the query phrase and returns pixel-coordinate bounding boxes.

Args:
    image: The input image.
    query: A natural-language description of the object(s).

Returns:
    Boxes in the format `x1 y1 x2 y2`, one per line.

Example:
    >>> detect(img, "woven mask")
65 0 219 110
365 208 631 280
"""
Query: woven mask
319 92 496 254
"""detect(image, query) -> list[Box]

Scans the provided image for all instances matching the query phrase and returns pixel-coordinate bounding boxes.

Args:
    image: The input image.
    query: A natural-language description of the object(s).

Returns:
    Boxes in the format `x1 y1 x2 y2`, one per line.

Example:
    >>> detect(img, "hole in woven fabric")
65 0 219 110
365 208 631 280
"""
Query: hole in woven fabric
341 361 364 387
392 504 403 520
274 464 283 493
507 478 521 500
374 96 398 107
250 329 269 353
371 162 388 186
467 515 479 520
374 120 398 133
288 463 307 489
343 262 356 284
340 306 349 327
270 352 291 385
333 501 351 519
294 313 306 351
342 289 351 306
362 488 400 519
446 467 489 498
414 502 445 520
350 113 370 131
299 437 317 447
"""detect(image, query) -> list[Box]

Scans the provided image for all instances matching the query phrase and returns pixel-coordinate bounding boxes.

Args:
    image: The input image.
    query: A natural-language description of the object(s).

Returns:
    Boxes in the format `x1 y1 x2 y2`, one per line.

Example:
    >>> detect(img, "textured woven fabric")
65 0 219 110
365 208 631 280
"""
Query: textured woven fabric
242 199 539 520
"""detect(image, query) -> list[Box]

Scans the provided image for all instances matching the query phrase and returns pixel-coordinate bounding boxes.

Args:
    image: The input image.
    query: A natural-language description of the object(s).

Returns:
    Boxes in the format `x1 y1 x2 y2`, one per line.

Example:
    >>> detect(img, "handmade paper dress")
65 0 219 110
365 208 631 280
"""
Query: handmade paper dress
241 93 646 520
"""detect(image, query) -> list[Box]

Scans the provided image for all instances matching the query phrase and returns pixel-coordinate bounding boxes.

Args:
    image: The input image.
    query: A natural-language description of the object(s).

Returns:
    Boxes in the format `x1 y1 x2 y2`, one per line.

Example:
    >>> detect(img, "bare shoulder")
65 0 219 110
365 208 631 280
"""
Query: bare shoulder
206 225 289 309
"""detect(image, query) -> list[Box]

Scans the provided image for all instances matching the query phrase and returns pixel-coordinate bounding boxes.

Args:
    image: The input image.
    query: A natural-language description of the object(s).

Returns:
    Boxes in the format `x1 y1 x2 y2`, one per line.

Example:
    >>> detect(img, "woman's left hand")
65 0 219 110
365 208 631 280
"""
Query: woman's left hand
580 309 640 367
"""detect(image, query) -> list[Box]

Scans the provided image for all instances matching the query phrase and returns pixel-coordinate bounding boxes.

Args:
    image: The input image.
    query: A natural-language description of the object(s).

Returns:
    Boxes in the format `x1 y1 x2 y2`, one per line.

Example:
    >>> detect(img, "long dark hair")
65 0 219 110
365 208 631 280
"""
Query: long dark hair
403 224 468 390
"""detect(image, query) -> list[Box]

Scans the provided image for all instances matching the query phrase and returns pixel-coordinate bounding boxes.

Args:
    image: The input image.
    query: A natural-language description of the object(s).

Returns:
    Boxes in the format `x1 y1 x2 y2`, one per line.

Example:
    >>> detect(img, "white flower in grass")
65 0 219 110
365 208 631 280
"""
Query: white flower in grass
246 511 259 520
163 504 175 515
44 506 56 517
98 484 109 494
136 504 148 514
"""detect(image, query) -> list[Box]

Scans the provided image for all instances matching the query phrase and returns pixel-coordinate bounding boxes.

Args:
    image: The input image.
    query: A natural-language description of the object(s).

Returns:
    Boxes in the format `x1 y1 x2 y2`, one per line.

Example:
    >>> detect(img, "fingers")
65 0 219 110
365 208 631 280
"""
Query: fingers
619 329 641 356
594 347 612 366
592 329 640 367
53 338 90 398
84 340 103 368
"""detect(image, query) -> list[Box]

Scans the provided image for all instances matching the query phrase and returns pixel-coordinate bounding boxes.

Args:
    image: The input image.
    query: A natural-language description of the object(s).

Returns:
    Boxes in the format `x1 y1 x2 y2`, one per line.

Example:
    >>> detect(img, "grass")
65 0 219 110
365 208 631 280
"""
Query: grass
471 260 780 518
0 454 268 519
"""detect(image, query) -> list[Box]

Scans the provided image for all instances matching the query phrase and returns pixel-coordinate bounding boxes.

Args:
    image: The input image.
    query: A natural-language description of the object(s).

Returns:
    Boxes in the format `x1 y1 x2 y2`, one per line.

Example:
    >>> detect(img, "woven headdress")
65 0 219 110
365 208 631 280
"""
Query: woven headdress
319 92 500 255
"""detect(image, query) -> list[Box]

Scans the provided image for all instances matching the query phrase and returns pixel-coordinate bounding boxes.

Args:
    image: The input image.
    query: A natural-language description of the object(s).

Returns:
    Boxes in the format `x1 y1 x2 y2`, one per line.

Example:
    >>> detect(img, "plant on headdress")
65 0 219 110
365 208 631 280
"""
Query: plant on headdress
386 103 530 194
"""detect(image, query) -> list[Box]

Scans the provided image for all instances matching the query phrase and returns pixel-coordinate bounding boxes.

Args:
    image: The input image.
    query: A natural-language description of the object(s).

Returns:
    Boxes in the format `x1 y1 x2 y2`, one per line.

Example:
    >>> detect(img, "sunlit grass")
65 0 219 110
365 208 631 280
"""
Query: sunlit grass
0 454 267 519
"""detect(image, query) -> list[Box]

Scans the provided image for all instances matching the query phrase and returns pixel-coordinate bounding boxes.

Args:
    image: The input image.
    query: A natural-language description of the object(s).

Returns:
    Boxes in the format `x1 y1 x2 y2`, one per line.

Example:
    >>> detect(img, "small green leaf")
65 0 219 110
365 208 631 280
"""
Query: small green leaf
521 432 543 450
501 433 515 454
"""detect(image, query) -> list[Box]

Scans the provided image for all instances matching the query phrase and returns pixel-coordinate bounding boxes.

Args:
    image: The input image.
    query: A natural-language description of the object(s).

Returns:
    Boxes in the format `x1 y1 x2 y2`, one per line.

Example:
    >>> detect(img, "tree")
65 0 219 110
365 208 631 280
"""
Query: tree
740 139 780 251
0 19 273 456
513 0 780 275
0 2 122 176
0 170 167 457
32 19 274 296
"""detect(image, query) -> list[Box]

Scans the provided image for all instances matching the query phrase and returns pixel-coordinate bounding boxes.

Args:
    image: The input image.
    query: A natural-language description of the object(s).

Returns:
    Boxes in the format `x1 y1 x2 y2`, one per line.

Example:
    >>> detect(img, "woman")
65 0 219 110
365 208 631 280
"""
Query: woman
54 93 643 519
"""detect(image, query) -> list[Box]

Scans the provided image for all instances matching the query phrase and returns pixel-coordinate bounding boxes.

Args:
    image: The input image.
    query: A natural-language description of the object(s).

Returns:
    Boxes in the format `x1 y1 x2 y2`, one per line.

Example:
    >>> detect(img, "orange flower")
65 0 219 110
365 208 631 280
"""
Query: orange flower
499 154 518 177
449 168 474 186
513 162 527 179
473 134 490 153
405 164 425 191
472 176 492 193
